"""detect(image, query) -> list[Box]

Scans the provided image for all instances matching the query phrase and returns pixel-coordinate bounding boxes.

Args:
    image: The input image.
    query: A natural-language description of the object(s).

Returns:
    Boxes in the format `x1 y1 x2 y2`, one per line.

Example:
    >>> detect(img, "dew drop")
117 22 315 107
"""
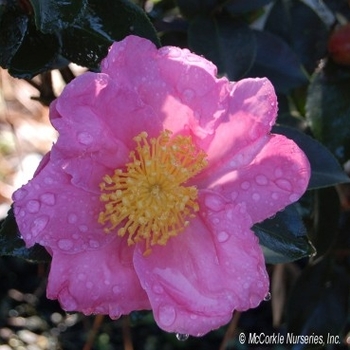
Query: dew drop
231 191 238 201
86 281 93 289
274 168 283 178
40 193 56 206
58 239 74 251
89 240 100 248
167 47 182 58
67 213 78 224
255 174 268 186
252 193 260 201
217 231 229 243
240 181 250 190
182 89 195 102
13 188 28 200
152 285 164 294
26 200 40 213
264 292 271 301
79 225 88 232
44 177 54 184
204 195 224 211
112 286 121 295
176 333 189 341
158 304 176 326
31 215 49 236
271 192 279 200
275 179 292 191
78 273 86 281
289 193 299 202
77 131 93 145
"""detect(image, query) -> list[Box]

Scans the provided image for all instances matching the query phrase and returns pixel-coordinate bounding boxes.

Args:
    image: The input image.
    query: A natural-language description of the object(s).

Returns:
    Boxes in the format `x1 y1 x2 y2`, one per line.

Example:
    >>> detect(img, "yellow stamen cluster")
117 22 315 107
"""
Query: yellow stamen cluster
98 130 208 255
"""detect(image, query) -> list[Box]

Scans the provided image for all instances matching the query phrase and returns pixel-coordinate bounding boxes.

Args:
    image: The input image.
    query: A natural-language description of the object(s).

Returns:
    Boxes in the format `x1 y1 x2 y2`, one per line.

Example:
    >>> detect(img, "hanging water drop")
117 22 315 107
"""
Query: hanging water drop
264 292 271 301
176 333 189 341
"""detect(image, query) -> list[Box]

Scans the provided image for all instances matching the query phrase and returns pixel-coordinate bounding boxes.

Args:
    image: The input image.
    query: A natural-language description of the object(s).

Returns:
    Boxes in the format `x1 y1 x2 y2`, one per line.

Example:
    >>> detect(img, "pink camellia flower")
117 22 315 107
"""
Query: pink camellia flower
12 35 310 336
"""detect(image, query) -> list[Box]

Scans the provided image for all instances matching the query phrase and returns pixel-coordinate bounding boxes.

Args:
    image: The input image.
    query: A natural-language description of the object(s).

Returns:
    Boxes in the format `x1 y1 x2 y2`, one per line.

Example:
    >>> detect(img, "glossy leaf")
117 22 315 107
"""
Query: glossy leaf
273 125 350 189
30 0 88 33
310 187 340 257
177 0 220 19
0 207 51 263
0 8 28 68
265 0 329 73
188 16 256 80
8 21 60 78
247 30 308 93
224 0 273 14
306 62 350 164
253 204 315 264
286 257 349 339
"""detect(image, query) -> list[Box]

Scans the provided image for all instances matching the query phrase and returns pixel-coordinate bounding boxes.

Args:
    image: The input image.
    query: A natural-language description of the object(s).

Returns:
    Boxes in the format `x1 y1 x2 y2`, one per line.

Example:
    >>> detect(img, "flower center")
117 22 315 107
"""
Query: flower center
98 130 208 255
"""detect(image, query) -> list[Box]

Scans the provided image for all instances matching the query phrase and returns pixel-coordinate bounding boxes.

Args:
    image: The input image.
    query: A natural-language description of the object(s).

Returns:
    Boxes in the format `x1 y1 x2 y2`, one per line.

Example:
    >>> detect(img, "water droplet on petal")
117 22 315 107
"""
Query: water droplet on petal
13 188 28 200
274 168 283 178
26 200 40 213
231 191 238 201
86 281 93 289
112 285 121 295
158 304 176 326
176 333 189 341
77 131 93 145
252 193 260 201
40 193 56 206
217 231 229 243
152 285 164 294
276 179 292 191
271 192 279 200
78 273 86 281
44 177 54 184
167 47 182 58
289 193 299 202
67 213 78 224
89 240 100 248
241 181 250 190
264 292 271 301
204 195 224 211
79 225 88 233
182 89 195 102
58 239 74 251
31 215 49 236
255 174 268 186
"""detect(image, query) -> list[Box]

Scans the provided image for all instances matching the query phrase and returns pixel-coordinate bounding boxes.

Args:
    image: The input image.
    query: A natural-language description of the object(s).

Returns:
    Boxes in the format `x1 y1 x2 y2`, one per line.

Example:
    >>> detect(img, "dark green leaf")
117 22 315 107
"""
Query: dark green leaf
30 0 88 33
253 204 315 264
8 20 60 79
224 0 273 14
0 207 51 263
0 9 28 68
310 187 340 257
177 0 219 19
188 16 256 80
265 0 329 73
306 62 350 164
273 125 350 189
247 30 307 94
286 257 349 341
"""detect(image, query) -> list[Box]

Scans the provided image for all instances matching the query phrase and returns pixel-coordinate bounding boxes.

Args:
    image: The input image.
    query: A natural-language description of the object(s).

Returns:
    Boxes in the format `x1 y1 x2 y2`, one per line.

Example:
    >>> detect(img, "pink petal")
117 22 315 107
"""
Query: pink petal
13 156 113 252
133 203 268 336
212 134 310 224
47 237 150 318
50 72 164 190
200 77 278 170
102 36 229 140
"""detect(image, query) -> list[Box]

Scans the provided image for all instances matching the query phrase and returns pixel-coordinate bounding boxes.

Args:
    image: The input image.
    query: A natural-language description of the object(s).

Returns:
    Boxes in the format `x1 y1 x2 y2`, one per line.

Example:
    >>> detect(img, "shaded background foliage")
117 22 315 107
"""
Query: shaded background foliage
1 0 350 349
